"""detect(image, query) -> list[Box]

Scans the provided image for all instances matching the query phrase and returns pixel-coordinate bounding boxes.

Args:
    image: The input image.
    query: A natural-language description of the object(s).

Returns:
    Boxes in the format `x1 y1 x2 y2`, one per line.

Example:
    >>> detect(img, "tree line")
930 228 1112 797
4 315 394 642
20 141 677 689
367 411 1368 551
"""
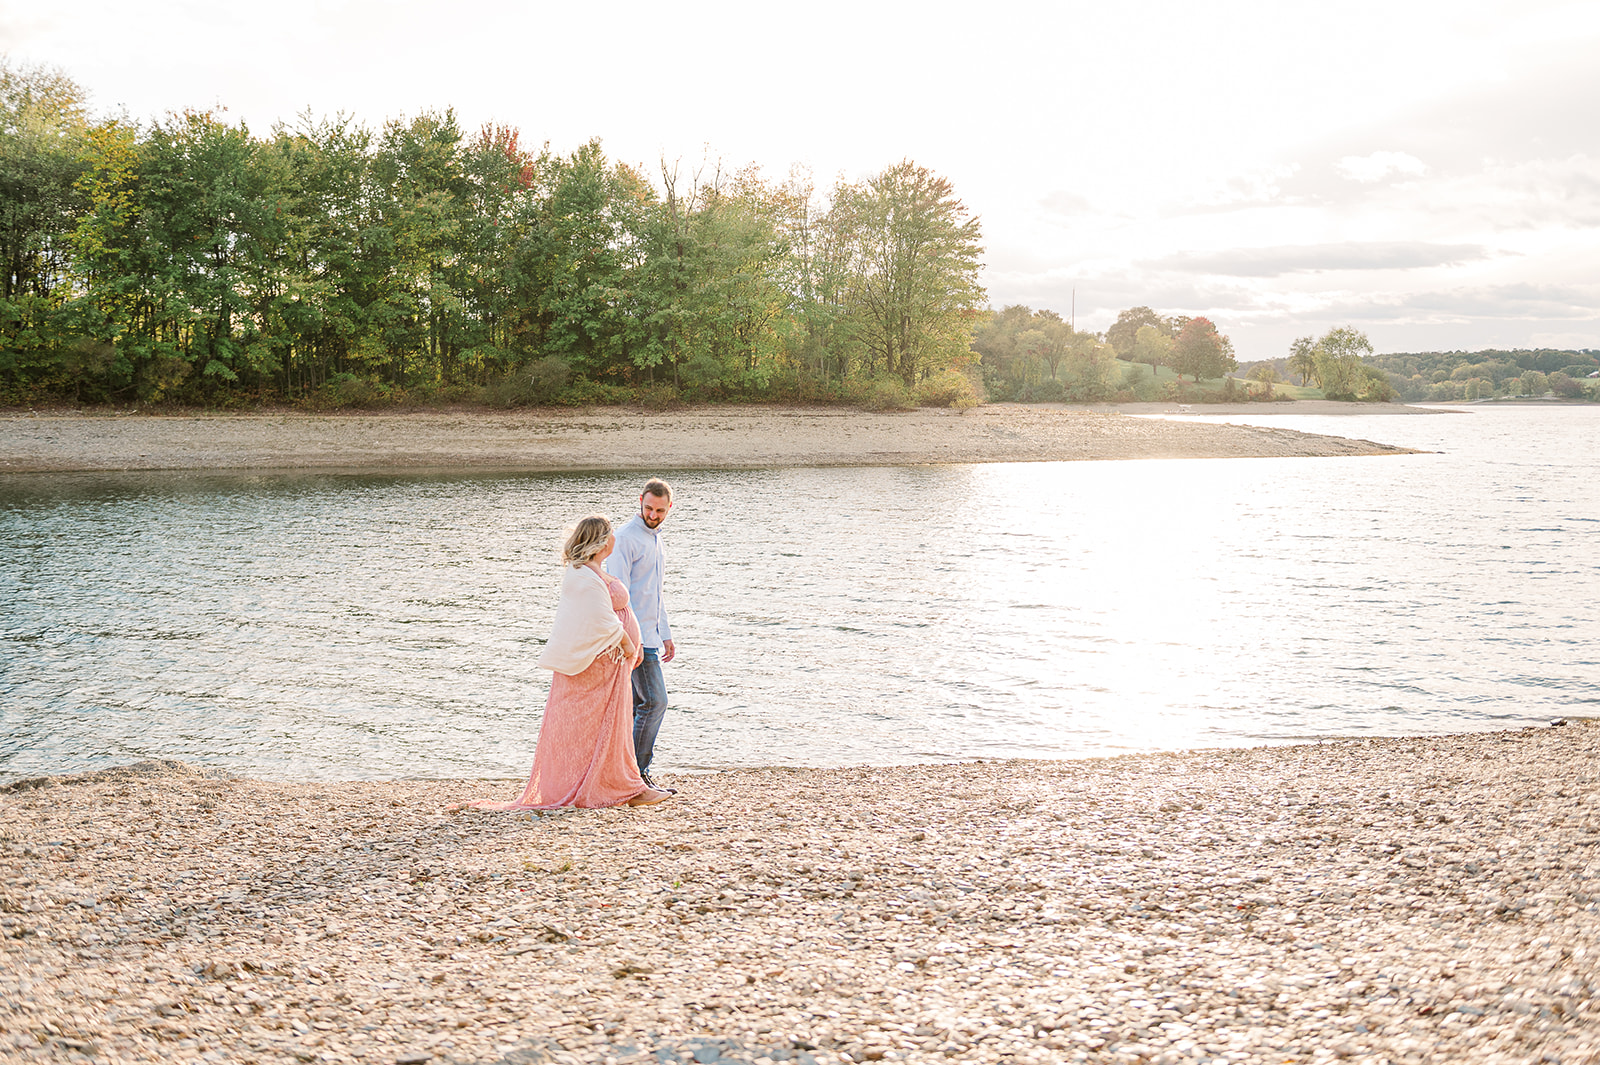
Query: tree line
971 305 1119 401
31 57 1468 413
1244 340 1600 403
964 304 1242 405
1104 306 1236 383
1365 348 1600 402
2 58 988 409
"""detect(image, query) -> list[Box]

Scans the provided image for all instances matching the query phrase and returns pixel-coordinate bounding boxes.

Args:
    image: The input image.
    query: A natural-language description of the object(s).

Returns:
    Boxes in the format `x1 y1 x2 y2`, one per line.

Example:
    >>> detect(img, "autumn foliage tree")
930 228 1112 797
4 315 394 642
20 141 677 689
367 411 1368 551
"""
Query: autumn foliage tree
1170 316 1236 381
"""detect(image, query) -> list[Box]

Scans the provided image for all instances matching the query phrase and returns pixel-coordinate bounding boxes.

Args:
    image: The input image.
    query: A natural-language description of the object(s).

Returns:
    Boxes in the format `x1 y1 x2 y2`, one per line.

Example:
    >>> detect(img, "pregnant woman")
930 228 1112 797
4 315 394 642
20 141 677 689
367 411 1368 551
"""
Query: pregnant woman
455 516 671 810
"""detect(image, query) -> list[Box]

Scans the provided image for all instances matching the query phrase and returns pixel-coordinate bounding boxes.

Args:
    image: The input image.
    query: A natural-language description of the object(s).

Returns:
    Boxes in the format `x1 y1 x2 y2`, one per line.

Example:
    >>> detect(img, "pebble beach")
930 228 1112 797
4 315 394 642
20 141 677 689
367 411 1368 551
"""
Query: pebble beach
3 723 1596 1065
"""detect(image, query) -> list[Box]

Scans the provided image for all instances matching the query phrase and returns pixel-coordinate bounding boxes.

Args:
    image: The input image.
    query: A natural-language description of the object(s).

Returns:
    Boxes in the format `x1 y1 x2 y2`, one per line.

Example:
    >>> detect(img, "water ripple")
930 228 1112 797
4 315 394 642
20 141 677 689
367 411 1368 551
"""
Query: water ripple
2 406 1597 781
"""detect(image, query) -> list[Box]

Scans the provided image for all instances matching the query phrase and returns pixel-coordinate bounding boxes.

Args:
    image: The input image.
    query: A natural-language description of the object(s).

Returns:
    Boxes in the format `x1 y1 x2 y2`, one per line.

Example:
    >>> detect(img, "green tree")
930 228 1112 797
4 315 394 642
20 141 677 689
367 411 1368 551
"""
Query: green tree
1106 306 1161 359
262 112 380 397
10 63 1042 408
971 304 1097 400
1287 336 1318 387
653 164 796 392
639 154 788 390
128 109 289 400
833 160 985 386
450 123 539 382
969 304 1034 395
0 58 91 398
1310 326 1375 400
1359 363 1395 401
366 109 472 389
1249 364 1280 398
1028 309 1077 381
67 110 287 402
63 117 142 398
1058 335 1119 400
781 164 855 387
1131 324 1173 379
1107 306 1187 363
1549 371 1583 398
1014 327 1051 390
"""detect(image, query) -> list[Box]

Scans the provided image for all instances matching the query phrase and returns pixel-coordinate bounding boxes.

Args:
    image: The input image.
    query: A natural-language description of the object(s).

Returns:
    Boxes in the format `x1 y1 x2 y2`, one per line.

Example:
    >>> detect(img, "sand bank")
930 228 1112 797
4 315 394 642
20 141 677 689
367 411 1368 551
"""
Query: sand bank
0 405 1422 475
3 724 1595 1065
1060 401 1453 418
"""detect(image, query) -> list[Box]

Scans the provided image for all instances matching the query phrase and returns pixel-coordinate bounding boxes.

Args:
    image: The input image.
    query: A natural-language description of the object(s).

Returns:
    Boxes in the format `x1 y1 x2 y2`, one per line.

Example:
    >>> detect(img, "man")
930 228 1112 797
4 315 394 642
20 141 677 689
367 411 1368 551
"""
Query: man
604 478 677 793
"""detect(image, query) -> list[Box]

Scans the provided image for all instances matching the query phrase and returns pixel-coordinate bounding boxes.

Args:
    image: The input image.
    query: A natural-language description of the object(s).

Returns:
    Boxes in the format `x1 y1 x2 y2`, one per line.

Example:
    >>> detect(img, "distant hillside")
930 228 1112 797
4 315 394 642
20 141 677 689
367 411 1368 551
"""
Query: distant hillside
1240 348 1600 402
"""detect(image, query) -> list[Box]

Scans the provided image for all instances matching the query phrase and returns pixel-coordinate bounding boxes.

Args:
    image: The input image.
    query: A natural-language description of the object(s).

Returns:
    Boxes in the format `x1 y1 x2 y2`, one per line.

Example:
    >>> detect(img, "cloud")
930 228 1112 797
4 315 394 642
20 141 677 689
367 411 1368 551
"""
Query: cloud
1175 164 1302 212
1396 282 1600 320
1144 242 1495 277
1335 151 1429 183
1262 281 1600 329
1529 332 1600 350
1039 190 1096 218
1273 152 1600 236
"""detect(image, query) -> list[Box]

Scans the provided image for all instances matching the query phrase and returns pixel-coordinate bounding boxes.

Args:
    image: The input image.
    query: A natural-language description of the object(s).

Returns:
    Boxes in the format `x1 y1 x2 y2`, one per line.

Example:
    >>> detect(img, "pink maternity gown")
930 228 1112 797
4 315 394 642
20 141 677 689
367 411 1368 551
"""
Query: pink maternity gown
460 574 650 810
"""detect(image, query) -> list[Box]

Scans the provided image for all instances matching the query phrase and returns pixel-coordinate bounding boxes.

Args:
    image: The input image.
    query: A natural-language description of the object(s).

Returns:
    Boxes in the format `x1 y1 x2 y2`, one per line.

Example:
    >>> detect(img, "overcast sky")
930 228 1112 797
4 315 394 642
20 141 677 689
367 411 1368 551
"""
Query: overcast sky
6 0 1599 361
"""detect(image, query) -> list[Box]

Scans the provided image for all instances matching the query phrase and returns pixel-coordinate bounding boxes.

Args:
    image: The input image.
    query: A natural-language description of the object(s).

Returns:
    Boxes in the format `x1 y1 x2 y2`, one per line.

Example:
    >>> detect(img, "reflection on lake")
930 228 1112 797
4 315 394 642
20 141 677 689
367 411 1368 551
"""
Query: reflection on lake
2 405 1596 781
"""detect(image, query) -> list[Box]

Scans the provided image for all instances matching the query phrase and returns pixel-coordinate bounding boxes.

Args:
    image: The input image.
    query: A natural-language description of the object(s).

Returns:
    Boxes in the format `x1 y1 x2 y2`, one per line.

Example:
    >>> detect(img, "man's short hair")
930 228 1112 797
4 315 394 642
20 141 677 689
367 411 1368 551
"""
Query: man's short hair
642 478 672 502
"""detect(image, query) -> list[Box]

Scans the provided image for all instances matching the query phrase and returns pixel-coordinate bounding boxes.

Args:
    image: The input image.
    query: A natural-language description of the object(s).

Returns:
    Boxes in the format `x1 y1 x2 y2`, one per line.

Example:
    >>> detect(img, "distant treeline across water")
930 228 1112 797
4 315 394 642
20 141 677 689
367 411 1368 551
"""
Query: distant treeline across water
1243 348 1600 403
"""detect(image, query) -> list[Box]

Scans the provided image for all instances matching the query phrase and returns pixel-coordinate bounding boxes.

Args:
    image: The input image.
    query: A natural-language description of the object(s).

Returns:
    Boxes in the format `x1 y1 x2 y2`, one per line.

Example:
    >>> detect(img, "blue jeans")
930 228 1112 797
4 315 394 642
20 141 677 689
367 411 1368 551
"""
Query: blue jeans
630 649 668 772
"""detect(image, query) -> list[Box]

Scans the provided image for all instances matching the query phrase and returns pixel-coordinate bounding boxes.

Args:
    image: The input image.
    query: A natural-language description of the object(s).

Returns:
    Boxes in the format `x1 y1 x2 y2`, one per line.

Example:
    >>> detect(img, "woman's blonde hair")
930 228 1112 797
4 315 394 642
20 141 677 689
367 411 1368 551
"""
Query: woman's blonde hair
561 515 613 566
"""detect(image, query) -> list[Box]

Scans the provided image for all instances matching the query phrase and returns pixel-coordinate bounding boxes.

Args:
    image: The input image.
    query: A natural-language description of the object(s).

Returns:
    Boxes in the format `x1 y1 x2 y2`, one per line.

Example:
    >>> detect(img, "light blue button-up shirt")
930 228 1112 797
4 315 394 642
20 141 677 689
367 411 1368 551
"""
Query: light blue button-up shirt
605 514 671 649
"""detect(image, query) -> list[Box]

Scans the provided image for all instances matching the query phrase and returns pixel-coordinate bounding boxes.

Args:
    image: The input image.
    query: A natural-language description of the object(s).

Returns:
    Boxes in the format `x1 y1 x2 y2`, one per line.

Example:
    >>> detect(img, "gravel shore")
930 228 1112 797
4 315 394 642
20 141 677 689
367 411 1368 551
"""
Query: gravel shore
3 723 1595 1065
0 405 1418 475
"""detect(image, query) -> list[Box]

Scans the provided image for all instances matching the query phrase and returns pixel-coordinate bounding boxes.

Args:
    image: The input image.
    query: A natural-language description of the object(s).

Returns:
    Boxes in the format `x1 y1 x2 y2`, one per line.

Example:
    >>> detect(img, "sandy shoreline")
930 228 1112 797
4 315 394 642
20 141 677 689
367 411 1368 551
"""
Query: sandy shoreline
0 404 1424 475
4 725 1596 1065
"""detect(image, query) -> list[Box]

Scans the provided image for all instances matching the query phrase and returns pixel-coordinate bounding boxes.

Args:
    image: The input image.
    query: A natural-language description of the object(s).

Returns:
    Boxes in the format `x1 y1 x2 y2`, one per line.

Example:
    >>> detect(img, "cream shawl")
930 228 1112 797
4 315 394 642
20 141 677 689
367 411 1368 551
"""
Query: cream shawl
536 564 626 675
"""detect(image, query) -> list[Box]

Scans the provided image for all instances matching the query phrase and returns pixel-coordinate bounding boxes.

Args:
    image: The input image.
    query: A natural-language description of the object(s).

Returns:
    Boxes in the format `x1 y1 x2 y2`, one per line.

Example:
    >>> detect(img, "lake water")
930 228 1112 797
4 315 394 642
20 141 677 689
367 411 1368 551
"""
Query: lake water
1 405 1596 783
